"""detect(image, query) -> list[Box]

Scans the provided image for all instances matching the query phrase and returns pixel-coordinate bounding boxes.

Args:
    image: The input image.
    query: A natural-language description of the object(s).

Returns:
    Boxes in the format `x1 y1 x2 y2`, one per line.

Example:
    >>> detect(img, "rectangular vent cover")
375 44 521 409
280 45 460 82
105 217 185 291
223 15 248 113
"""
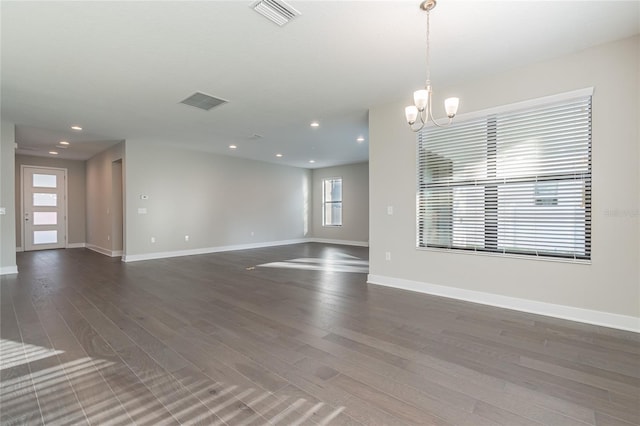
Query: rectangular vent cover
251 0 300 26
180 92 228 111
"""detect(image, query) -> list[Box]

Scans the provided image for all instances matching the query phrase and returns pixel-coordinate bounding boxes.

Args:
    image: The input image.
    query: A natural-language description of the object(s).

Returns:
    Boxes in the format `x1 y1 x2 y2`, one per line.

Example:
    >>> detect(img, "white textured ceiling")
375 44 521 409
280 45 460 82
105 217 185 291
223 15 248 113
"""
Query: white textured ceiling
2 1 638 167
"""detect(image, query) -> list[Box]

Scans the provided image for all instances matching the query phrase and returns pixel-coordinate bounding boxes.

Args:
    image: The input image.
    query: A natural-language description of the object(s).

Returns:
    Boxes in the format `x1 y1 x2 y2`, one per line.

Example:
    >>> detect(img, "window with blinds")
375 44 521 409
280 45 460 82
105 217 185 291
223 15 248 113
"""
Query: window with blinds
417 92 592 260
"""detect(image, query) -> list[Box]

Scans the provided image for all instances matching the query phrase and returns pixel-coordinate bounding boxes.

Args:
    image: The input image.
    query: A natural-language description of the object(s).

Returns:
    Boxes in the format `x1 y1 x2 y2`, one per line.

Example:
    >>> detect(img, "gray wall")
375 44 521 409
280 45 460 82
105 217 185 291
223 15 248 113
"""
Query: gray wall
86 142 124 255
0 121 17 274
369 35 639 323
311 162 369 245
124 141 311 257
14 154 87 248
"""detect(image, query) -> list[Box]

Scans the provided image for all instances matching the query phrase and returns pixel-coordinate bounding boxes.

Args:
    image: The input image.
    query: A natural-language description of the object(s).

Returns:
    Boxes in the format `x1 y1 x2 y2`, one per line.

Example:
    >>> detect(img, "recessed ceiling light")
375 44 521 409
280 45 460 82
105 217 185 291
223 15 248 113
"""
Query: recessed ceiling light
49 151 59 155
310 122 319 128
356 136 365 143
309 160 315 163
276 153 283 158
229 145 237 149
71 126 82 131
59 141 70 145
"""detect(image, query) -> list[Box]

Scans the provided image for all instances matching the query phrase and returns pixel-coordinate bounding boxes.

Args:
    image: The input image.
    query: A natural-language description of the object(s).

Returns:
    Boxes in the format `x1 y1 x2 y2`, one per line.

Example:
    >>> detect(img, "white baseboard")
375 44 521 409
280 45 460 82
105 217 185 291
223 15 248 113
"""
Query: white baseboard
67 242 86 249
18 243 85 250
86 244 123 258
307 238 369 247
367 274 640 333
0 265 18 275
122 238 309 263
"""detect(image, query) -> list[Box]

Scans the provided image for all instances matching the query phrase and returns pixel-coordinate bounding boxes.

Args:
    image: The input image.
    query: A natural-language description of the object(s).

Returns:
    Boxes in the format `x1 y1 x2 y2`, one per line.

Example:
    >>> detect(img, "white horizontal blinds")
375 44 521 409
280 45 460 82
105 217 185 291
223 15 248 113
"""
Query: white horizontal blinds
417 95 592 260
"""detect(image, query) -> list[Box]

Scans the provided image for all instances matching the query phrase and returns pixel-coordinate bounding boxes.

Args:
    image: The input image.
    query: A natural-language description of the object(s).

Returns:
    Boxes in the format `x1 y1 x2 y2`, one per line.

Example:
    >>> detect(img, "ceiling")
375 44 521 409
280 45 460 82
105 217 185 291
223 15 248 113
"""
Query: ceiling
2 1 638 168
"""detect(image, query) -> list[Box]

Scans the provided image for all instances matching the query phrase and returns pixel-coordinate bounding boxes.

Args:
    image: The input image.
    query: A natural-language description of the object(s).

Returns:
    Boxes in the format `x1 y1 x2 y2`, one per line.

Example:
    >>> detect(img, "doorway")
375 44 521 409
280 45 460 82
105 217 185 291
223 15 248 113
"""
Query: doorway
21 166 68 251
111 159 124 256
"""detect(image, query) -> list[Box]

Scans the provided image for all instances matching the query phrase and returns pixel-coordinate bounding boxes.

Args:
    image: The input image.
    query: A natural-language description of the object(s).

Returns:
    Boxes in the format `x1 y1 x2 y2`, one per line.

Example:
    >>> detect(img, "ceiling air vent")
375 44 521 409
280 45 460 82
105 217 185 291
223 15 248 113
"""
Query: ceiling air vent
180 92 228 111
251 0 300 26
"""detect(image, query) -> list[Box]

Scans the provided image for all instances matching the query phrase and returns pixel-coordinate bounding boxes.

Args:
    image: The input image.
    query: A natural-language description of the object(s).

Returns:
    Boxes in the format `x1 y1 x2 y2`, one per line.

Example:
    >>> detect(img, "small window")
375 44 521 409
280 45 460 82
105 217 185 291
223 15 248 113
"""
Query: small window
33 230 58 245
322 178 342 226
33 173 57 188
33 193 57 207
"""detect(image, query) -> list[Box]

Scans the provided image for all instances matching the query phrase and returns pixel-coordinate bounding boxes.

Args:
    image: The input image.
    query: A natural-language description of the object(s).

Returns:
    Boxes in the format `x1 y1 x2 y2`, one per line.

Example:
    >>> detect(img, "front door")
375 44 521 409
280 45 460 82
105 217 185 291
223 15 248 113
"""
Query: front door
22 166 67 251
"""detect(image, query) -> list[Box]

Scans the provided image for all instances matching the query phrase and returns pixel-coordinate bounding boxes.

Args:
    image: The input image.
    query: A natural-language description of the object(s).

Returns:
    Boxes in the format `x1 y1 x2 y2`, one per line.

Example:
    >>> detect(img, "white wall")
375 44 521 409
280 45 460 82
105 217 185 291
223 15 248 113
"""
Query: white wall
124 141 311 260
0 121 17 274
369 35 640 330
311 162 369 245
86 142 124 256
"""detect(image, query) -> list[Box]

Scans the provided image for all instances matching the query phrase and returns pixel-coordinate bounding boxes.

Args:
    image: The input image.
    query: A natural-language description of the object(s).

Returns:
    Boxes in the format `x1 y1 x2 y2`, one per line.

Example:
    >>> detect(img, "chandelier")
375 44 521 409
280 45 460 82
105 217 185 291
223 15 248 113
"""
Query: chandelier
405 0 459 131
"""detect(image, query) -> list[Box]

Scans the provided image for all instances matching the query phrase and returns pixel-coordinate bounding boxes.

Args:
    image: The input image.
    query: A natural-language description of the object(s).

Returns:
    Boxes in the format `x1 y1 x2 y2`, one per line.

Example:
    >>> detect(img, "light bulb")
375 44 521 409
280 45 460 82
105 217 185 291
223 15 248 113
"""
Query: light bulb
413 90 429 112
405 106 419 125
445 97 460 118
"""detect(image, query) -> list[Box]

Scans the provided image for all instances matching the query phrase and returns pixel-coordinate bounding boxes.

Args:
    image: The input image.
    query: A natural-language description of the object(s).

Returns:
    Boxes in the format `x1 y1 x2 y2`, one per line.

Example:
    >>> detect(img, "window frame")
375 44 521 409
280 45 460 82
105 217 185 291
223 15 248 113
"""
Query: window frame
322 177 343 227
416 88 593 262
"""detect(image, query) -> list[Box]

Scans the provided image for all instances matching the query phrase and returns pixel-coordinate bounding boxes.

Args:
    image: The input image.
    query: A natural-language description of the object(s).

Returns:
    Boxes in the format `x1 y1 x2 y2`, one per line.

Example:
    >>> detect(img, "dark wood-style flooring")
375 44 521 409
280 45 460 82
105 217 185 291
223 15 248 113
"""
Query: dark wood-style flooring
1 243 638 425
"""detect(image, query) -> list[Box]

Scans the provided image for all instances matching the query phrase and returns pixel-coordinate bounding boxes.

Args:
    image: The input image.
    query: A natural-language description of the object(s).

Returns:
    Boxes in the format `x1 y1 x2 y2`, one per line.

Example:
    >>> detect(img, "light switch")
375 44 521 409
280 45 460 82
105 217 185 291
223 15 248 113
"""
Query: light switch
387 206 393 215
138 207 147 214
0 207 5 215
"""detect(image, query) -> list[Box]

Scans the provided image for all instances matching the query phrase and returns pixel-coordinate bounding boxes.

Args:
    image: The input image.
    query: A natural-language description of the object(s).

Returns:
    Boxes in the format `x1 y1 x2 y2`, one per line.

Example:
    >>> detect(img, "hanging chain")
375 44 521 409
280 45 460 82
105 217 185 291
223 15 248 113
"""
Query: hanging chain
425 9 431 84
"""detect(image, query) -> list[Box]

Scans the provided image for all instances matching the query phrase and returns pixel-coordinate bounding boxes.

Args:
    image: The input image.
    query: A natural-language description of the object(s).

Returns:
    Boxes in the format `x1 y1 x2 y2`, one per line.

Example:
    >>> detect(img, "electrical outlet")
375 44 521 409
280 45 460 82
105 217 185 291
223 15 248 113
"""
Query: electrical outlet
151 237 156 243
385 251 391 261
185 235 189 242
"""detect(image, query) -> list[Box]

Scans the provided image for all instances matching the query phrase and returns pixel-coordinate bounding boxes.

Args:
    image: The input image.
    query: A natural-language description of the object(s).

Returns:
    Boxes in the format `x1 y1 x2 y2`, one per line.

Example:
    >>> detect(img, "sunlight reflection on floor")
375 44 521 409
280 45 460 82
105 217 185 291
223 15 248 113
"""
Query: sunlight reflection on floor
257 256 369 274
0 338 346 424
0 339 64 371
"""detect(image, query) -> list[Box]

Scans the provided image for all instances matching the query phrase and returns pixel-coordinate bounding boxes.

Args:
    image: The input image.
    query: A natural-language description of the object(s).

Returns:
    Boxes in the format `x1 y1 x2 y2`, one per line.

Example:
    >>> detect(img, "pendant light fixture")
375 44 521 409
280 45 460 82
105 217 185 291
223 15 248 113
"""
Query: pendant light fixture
405 0 459 131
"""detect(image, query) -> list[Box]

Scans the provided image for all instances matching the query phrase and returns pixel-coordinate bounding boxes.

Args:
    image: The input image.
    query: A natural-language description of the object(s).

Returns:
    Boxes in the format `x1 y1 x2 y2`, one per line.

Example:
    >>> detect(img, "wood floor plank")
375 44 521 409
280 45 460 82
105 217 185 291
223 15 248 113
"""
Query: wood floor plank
0 294 44 426
330 373 451 425
171 364 281 425
48 292 178 424
9 282 91 425
30 304 136 426
4 244 639 425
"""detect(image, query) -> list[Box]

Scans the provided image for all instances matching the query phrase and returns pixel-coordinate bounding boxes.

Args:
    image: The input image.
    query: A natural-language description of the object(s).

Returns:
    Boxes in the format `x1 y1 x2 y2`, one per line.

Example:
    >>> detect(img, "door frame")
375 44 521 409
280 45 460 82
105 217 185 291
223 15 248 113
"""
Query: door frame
20 165 69 251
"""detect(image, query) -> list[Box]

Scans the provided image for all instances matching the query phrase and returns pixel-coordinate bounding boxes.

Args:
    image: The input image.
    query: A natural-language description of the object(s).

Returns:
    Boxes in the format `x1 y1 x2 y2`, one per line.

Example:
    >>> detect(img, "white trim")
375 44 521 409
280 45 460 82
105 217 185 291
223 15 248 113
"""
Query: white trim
417 246 591 265
66 242 86 249
122 238 309 263
0 265 18 275
308 238 369 247
367 274 640 333
87 244 122 258
19 243 85 250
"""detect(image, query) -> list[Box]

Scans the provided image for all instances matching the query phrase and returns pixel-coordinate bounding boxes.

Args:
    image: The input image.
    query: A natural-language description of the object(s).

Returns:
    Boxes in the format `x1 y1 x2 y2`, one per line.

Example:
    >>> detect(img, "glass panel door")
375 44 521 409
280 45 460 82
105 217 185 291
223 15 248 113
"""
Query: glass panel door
22 166 67 251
